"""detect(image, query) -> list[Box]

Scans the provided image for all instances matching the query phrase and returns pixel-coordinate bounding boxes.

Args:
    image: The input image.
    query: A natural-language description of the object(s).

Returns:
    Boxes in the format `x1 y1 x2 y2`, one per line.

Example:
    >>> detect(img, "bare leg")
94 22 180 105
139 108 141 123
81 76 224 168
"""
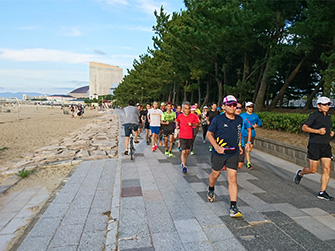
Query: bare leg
181 149 190 166
300 159 319 176
125 137 129 151
320 158 331 191
209 169 221 187
226 168 238 202
169 135 174 152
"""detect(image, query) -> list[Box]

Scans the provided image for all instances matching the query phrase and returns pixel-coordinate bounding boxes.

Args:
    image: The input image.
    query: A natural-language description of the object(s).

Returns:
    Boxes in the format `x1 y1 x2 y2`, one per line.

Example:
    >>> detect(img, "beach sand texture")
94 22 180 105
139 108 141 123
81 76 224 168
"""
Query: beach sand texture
0 105 104 177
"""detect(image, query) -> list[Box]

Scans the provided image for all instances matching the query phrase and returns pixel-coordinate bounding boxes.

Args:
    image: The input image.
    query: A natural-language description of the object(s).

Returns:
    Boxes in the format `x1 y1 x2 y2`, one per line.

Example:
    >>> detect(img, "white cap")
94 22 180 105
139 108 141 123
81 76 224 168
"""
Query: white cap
317 96 332 104
191 105 196 111
245 101 254 107
204 105 208 109
222 95 237 104
161 102 166 106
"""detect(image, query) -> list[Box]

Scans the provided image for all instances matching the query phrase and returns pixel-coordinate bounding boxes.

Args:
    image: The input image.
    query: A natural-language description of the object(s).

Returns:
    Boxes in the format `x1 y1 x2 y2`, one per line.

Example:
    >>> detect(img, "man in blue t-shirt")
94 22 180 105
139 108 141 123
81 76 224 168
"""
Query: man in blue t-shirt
240 101 262 170
206 95 243 218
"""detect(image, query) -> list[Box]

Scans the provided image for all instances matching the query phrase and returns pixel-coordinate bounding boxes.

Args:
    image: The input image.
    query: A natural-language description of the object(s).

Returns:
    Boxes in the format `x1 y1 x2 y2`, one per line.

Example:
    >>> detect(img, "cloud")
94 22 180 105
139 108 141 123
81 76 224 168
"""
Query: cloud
62 27 83 37
96 0 128 6
94 49 106 55
0 48 103 64
97 0 165 15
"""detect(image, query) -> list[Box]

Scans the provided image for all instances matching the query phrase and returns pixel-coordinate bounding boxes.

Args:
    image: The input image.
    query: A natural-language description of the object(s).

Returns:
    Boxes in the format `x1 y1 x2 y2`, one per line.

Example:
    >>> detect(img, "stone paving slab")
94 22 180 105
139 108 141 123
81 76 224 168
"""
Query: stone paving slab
9 109 335 250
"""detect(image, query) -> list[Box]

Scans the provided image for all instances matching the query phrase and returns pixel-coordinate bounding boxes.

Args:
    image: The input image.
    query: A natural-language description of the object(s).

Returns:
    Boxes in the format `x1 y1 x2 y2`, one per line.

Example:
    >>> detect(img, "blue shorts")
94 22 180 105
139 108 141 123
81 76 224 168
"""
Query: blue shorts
124 123 138 137
150 126 160 135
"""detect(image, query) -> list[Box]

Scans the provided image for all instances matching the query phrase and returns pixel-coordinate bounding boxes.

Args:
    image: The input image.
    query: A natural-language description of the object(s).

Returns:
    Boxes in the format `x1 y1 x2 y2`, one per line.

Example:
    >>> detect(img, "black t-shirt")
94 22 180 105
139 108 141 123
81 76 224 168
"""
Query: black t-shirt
208 113 242 156
143 110 149 124
304 110 332 144
140 110 146 123
207 110 220 123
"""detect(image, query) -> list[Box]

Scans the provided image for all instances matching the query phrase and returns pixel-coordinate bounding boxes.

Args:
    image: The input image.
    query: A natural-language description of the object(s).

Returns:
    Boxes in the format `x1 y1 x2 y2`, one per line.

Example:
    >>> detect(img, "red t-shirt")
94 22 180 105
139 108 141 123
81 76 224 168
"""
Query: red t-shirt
176 113 199 139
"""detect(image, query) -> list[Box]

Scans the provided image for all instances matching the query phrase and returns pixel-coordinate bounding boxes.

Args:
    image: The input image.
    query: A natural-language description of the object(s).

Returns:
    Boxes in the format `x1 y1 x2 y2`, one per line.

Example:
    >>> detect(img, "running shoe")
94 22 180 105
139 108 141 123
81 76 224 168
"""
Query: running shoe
246 162 253 170
177 147 181 152
203 140 206 144
154 145 158 150
209 146 213 152
124 151 128 155
152 146 156 152
294 169 302 185
168 152 173 157
181 163 187 174
165 149 169 155
317 191 334 201
190 151 194 155
146 140 150 145
230 206 243 218
207 190 215 203
159 141 162 146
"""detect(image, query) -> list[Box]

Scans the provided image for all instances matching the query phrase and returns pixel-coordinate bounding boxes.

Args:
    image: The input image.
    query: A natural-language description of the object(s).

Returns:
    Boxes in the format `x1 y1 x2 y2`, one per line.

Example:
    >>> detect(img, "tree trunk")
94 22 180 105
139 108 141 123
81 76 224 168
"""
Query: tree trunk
190 90 194 104
254 51 271 111
252 63 265 103
303 81 323 110
198 79 201 105
267 47 318 111
215 62 223 105
201 78 210 108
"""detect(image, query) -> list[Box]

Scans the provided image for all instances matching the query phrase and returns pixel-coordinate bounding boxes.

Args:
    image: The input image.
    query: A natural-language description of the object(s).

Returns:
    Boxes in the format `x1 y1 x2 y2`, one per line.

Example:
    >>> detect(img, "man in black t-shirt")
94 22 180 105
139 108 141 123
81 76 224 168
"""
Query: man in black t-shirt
294 96 335 200
207 95 243 217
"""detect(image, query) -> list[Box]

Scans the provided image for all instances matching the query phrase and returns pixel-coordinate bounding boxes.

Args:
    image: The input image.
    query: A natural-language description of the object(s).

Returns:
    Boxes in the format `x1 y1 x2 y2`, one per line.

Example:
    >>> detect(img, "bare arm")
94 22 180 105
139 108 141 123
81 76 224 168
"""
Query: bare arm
302 124 326 135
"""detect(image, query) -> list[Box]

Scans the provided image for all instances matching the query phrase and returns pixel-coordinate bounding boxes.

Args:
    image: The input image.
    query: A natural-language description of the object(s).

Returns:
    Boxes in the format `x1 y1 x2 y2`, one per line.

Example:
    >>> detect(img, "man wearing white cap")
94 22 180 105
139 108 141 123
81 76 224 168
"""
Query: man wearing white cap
207 95 243 217
240 101 262 169
294 96 335 200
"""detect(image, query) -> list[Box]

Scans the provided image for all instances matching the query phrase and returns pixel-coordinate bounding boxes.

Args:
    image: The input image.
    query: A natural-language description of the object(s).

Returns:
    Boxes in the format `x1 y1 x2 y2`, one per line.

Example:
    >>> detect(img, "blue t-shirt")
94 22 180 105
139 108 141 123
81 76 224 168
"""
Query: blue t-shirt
208 113 242 156
240 112 262 138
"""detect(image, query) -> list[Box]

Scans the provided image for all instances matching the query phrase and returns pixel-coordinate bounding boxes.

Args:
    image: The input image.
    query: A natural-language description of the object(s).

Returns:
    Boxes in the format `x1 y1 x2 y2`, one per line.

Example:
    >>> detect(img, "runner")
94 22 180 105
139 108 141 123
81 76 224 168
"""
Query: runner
201 106 209 143
144 103 151 145
235 103 252 169
240 101 262 169
123 100 140 155
158 102 166 146
147 101 163 151
174 105 183 152
161 102 176 157
294 96 335 200
137 104 145 137
206 102 220 151
190 105 200 155
207 95 243 218
175 102 199 174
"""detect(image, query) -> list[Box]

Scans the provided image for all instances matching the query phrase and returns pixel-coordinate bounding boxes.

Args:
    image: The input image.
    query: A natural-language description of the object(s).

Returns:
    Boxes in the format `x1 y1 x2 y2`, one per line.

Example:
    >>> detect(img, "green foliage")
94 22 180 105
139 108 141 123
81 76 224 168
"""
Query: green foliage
258 112 335 134
0 147 8 152
16 168 33 178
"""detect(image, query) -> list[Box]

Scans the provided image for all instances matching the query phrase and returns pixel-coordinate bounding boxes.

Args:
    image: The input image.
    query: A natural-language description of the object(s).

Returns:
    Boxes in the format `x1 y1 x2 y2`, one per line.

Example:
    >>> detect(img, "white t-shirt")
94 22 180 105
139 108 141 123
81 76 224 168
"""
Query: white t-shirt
148 108 163 127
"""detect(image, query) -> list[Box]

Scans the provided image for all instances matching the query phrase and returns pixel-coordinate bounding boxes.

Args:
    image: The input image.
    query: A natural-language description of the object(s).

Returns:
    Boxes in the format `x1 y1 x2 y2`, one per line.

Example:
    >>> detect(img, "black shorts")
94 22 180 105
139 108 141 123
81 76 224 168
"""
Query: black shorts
307 143 332 160
144 122 150 129
239 146 245 163
124 123 138 137
244 136 255 145
179 138 193 150
162 124 174 136
211 154 239 171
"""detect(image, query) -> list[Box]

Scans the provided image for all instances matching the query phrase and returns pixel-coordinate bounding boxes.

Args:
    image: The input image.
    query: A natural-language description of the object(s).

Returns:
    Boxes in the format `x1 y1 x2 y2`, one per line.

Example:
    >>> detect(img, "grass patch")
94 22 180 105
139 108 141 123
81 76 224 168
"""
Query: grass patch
0 147 8 152
16 168 33 178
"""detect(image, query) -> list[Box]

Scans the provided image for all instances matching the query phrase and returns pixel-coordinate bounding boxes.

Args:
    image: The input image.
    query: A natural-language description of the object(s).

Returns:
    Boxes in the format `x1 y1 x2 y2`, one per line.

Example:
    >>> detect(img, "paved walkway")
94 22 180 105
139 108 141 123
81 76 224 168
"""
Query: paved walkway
7 110 335 250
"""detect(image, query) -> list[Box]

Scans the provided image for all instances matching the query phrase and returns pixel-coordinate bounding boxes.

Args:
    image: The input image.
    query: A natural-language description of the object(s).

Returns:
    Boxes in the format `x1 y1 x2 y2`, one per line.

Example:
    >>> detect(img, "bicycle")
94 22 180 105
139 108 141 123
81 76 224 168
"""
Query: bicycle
129 126 135 160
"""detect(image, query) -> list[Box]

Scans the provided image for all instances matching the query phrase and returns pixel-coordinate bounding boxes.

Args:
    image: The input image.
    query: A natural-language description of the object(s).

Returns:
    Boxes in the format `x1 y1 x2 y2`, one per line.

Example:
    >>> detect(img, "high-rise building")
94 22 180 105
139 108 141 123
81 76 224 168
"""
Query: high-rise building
89 62 123 99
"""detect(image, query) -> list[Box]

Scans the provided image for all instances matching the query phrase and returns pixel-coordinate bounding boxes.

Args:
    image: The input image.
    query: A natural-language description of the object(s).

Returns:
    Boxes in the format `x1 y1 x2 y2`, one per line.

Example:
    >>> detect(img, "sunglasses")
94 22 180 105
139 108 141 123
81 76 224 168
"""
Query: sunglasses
320 103 331 106
225 103 237 107
236 107 242 110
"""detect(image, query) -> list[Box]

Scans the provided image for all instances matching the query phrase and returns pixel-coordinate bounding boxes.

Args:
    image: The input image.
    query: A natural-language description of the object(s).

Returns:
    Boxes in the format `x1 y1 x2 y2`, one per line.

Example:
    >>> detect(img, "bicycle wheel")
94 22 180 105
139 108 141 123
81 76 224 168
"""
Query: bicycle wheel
130 137 134 160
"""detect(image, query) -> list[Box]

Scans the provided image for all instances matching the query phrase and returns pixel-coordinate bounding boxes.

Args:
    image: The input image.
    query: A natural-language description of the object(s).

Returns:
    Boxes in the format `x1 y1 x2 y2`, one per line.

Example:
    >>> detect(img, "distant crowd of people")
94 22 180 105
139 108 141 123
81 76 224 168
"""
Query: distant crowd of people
123 95 335 218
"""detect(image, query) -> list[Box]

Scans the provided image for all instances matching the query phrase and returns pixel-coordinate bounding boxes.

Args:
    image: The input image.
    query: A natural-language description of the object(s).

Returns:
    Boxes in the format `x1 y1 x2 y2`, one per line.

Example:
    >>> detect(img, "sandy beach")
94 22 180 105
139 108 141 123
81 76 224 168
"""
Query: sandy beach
0 105 106 182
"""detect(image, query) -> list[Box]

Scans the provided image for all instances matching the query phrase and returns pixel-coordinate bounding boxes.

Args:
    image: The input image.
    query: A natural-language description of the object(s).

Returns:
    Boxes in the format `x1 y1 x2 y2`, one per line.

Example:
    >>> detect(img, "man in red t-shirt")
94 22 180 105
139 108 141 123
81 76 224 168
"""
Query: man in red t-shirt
175 102 199 174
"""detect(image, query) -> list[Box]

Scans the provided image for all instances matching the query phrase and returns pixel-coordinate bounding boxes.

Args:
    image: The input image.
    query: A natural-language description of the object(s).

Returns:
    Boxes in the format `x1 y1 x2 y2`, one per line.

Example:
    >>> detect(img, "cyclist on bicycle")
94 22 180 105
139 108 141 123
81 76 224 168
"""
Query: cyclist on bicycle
123 100 140 155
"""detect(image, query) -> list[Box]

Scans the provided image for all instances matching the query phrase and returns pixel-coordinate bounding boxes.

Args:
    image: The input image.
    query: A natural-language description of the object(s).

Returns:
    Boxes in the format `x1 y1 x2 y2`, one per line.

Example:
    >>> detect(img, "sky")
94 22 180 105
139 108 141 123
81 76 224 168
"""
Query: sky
0 0 185 95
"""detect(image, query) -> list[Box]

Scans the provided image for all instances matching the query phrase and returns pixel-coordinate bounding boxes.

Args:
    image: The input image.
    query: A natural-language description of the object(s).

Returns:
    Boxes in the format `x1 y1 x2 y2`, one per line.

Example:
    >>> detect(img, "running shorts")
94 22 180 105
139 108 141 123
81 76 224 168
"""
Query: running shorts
211 154 239 171
307 143 332 160
162 124 174 136
179 138 193 150
150 126 160 135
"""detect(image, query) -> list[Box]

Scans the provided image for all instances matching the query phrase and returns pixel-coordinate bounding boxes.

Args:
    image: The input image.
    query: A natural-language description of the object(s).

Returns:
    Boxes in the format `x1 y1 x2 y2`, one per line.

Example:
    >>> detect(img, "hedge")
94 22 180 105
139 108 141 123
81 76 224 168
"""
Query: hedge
257 112 335 134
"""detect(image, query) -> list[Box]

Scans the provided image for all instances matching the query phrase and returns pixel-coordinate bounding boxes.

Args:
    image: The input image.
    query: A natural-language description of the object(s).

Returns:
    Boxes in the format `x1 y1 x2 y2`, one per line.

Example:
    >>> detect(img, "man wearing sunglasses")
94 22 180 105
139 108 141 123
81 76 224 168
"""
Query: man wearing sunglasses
240 101 262 170
294 96 335 201
206 95 243 217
